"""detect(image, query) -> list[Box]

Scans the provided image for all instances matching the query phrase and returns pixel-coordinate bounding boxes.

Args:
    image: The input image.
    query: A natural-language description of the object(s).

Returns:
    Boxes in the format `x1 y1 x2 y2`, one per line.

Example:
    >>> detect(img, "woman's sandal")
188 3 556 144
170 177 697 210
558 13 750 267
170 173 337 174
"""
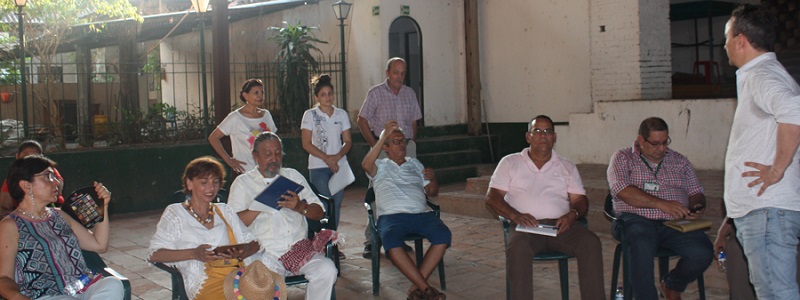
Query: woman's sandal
423 287 446 300
407 288 426 300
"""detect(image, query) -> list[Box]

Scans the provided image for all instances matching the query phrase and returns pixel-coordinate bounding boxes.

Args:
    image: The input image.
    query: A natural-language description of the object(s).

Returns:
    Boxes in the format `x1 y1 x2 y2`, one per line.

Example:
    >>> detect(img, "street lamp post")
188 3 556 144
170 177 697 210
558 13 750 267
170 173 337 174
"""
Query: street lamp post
332 1 351 111
15 0 28 138
191 0 210 135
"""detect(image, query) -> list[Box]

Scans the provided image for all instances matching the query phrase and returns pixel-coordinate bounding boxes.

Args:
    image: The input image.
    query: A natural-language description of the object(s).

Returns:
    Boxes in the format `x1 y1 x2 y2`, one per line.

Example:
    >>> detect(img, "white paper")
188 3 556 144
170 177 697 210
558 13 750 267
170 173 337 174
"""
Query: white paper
329 159 355 195
515 224 558 237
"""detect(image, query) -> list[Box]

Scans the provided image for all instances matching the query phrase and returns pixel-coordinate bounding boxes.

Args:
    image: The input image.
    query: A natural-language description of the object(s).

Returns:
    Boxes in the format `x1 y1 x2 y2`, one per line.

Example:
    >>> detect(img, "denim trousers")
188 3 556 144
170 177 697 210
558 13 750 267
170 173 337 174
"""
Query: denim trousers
309 167 344 230
612 213 713 299
734 207 800 300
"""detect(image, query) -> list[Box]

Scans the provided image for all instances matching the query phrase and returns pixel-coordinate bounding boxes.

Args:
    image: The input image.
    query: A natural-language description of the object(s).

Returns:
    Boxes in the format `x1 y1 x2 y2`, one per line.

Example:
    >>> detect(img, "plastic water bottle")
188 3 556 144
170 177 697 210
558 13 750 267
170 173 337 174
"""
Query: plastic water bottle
718 250 727 272
64 273 91 295
615 286 624 300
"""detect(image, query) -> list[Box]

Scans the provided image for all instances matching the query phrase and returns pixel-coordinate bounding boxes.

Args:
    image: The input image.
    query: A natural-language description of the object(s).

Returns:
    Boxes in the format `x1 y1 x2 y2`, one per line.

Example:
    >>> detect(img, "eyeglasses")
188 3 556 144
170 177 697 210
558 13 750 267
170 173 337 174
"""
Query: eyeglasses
33 172 57 182
643 136 671 147
387 138 411 145
528 128 555 136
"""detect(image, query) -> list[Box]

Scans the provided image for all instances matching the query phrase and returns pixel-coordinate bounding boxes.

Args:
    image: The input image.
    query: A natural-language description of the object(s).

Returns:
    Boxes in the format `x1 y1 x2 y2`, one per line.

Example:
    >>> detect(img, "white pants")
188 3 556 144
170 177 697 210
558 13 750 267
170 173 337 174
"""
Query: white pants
276 253 337 300
37 277 124 300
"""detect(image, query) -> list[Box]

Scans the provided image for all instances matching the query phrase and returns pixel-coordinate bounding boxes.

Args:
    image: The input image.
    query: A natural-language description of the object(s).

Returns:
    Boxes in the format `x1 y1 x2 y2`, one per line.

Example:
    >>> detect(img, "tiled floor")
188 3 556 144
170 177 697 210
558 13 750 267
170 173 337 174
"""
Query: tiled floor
103 183 731 299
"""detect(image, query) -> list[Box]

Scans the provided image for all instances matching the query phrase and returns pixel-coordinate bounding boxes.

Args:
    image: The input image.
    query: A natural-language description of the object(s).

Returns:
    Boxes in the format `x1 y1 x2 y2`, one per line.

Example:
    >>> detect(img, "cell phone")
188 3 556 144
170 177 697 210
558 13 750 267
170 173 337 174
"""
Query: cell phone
690 205 705 213
211 243 249 255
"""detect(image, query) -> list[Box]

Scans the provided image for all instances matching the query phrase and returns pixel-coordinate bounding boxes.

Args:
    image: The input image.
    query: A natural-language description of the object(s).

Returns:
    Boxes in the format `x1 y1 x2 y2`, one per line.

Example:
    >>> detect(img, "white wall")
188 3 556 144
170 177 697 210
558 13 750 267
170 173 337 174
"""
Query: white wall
557 98 736 170
160 0 467 127
479 0 592 123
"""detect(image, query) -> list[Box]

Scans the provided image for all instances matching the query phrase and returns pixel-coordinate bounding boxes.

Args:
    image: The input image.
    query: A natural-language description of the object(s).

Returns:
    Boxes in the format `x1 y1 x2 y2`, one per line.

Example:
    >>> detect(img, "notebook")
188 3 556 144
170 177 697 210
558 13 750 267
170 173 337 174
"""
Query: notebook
252 175 304 210
61 186 104 229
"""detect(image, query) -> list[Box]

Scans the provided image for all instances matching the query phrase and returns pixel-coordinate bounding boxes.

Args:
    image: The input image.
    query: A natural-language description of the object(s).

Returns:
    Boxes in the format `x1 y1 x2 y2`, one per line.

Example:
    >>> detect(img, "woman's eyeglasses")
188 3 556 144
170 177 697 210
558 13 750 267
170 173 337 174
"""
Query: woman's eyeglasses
33 172 57 182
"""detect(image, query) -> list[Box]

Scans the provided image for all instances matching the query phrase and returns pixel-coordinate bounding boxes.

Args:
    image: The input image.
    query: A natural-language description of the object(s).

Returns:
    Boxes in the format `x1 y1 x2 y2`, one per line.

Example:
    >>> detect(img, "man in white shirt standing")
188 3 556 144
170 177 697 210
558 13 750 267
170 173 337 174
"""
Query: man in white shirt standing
228 132 337 300
723 4 800 299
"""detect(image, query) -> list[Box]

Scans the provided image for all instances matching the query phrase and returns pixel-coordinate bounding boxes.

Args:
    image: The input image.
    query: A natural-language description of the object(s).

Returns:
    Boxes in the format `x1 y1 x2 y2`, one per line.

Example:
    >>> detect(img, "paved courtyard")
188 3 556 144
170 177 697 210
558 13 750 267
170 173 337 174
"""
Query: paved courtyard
101 181 731 300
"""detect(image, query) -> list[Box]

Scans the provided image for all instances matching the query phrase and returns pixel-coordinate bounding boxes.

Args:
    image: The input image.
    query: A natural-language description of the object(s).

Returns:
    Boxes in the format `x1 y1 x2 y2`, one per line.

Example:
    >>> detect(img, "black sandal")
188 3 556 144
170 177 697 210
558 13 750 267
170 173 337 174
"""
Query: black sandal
407 288 425 300
423 287 446 300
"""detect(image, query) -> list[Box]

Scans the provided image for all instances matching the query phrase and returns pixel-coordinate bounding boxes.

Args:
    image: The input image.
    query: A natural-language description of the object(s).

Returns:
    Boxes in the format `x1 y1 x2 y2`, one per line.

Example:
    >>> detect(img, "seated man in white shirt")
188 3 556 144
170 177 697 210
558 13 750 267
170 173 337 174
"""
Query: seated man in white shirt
228 132 337 300
362 121 451 300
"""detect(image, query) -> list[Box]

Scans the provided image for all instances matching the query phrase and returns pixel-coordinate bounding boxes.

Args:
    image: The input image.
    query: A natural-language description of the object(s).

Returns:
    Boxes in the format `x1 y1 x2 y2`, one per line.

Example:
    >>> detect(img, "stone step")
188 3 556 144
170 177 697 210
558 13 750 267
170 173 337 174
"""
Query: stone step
418 150 482 169
465 175 491 195
435 164 480 185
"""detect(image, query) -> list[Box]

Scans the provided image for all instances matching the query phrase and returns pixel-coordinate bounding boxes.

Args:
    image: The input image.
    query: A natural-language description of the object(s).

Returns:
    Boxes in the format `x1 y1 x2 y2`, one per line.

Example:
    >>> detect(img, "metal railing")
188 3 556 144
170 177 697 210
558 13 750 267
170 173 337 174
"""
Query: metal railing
0 54 343 153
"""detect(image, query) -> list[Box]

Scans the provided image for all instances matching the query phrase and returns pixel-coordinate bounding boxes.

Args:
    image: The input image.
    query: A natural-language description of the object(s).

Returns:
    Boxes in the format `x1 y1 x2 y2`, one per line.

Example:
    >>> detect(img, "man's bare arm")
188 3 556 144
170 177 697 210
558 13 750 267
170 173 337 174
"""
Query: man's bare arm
357 116 377 147
616 186 690 219
485 188 537 228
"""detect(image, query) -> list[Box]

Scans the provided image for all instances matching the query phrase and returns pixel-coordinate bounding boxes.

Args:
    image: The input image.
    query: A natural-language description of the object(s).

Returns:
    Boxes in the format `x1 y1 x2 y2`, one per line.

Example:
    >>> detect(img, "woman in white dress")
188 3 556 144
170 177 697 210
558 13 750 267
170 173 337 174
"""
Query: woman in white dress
148 156 281 300
208 79 277 174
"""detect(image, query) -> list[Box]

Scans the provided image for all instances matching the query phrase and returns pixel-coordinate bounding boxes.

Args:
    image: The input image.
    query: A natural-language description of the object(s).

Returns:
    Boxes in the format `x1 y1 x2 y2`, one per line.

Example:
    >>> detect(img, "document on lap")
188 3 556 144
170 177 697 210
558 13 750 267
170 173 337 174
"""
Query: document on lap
516 224 559 237
248 175 304 211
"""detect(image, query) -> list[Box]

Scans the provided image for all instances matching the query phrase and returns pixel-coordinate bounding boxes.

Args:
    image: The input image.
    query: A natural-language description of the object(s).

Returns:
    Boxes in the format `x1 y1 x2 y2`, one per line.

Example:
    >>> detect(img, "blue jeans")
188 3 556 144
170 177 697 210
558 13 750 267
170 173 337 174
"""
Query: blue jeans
612 213 713 299
734 207 800 300
309 167 344 230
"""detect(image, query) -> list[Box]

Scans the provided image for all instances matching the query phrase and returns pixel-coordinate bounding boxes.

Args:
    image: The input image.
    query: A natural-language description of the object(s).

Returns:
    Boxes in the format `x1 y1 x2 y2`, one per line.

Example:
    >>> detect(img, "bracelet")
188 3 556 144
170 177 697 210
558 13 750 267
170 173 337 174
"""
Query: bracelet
571 209 580 219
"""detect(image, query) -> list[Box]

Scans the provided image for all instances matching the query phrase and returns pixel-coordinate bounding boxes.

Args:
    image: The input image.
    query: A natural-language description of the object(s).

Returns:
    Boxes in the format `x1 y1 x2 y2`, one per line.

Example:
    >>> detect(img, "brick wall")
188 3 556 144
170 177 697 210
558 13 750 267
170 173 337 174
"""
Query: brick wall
590 0 671 101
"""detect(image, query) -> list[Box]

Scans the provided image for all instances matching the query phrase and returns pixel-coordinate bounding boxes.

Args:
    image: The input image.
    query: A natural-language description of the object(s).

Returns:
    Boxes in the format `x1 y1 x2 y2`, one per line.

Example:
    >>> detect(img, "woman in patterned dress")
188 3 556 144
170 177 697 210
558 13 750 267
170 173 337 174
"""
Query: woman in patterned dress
0 155 122 299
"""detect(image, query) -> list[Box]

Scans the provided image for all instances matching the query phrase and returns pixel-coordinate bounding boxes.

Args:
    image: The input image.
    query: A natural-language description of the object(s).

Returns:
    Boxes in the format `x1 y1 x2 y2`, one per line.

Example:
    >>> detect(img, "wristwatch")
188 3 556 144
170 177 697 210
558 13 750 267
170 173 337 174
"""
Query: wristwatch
301 202 309 215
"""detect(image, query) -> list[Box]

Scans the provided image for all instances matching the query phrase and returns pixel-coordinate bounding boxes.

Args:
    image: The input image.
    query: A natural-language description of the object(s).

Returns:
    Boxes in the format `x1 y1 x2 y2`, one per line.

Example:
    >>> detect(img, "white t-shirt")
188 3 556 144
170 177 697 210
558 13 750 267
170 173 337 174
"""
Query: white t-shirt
300 106 351 169
216 108 277 171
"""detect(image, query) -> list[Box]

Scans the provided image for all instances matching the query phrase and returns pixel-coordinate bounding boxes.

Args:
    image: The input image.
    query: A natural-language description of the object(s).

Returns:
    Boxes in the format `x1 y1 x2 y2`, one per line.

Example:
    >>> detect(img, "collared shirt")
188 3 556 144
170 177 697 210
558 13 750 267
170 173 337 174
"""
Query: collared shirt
369 157 430 218
300 106 351 169
488 149 585 219
216 108 278 171
608 142 704 220
228 167 323 257
358 79 422 137
725 52 800 218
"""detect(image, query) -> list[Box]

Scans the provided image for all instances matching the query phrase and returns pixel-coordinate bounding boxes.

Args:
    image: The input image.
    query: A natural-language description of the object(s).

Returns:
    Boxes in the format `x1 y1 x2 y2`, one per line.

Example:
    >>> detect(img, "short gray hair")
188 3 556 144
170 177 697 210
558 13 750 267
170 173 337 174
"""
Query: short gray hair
252 131 282 153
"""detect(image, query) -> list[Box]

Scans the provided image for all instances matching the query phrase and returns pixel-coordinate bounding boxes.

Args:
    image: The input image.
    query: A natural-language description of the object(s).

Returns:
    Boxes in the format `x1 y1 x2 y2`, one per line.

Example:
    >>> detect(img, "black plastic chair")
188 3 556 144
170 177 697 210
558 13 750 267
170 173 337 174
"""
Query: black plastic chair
153 189 338 300
82 250 132 300
364 187 446 296
604 194 706 300
499 216 587 300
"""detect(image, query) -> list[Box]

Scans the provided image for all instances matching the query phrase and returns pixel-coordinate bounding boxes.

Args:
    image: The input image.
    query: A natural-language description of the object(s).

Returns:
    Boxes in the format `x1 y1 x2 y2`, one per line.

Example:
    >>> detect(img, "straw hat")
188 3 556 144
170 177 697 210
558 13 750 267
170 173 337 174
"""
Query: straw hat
223 261 288 300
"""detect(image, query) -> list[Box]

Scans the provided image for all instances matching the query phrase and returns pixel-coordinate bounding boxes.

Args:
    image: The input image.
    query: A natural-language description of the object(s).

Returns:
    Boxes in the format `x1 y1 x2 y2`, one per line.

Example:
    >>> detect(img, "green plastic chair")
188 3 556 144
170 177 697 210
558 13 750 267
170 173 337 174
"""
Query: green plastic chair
499 216 586 300
82 250 132 300
604 194 706 300
364 187 446 296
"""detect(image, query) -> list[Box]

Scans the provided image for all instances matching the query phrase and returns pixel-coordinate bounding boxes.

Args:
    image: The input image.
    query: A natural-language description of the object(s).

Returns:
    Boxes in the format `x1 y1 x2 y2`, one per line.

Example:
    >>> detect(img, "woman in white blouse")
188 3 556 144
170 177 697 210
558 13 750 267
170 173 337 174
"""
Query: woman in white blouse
148 156 281 300
300 74 351 244
208 79 277 174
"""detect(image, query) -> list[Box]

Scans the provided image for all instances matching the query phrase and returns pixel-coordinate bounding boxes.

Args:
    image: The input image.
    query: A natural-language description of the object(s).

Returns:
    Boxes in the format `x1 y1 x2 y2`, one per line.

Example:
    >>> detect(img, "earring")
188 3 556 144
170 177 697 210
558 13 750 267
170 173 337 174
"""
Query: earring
30 191 35 208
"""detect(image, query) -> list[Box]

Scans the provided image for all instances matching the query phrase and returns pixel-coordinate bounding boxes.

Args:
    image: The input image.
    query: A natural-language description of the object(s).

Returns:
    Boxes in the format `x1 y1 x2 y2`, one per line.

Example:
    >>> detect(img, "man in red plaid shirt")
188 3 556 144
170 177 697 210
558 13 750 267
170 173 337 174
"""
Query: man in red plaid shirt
607 117 712 300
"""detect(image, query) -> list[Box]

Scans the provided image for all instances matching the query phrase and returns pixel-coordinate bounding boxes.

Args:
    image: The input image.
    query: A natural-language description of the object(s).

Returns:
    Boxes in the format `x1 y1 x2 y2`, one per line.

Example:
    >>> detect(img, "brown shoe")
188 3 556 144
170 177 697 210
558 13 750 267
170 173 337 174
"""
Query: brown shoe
659 281 682 300
423 287 446 300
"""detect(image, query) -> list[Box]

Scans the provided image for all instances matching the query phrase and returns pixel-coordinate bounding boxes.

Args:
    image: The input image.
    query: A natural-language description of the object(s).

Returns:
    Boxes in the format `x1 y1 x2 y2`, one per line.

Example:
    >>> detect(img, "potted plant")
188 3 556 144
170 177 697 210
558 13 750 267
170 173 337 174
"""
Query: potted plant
269 21 327 131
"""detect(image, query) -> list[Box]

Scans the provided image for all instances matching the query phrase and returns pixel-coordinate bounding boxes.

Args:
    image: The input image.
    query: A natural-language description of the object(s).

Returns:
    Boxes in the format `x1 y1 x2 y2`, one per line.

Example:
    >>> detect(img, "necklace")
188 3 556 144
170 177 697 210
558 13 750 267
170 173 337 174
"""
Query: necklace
184 201 214 225
16 207 49 221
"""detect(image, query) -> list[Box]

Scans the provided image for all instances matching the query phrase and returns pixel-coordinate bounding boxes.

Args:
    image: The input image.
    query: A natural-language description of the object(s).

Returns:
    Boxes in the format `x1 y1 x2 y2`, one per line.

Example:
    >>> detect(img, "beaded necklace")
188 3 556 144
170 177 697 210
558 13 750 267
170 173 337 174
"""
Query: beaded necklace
183 200 214 225
232 268 280 300
15 207 50 221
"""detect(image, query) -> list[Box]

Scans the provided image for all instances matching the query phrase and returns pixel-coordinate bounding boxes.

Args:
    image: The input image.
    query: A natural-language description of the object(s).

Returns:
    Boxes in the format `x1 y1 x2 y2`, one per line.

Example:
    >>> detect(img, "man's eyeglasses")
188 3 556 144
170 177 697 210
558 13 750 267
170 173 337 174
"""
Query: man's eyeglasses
528 128 555 136
643 136 671 147
387 138 411 145
33 172 57 182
